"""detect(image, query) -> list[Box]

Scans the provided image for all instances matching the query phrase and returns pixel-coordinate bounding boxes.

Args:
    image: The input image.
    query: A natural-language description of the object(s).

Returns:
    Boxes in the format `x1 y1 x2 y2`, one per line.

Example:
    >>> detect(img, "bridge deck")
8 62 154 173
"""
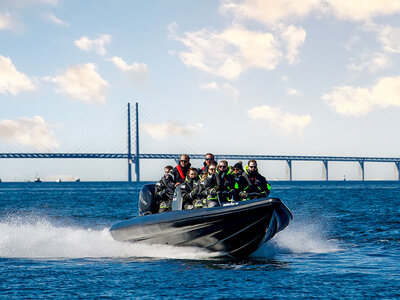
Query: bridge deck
0 153 399 163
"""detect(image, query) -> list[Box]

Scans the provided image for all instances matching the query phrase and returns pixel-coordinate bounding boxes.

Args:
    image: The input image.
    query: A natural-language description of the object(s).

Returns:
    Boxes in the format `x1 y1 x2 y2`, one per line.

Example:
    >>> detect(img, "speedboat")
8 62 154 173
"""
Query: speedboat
110 184 293 258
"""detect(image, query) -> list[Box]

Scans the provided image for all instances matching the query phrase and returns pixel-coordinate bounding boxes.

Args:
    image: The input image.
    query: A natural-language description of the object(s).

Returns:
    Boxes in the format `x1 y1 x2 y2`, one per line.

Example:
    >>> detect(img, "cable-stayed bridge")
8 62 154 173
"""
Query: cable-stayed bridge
1 103 399 181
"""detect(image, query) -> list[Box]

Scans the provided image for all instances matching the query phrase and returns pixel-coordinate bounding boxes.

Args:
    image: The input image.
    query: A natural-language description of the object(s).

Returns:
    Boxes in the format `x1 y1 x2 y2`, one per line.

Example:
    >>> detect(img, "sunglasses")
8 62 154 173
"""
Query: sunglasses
180 160 188 163
249 165 257 169
219 165 227 169
205 158 213 161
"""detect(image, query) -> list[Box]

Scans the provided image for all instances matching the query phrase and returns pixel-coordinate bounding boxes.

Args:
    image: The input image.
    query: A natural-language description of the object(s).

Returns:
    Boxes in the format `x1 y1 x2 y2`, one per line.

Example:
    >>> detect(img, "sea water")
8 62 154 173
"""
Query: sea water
0 181 399 298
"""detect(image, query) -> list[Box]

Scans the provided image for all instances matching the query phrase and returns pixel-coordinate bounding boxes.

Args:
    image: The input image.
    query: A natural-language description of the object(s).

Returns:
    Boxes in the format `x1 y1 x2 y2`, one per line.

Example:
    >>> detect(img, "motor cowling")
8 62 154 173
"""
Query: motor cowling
139 184 157 216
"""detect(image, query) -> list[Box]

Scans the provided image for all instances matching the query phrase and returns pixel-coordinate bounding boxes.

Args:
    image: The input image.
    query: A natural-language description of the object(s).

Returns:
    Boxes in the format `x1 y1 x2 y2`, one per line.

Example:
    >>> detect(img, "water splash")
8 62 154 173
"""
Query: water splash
252 220 342 259
0 215 218 260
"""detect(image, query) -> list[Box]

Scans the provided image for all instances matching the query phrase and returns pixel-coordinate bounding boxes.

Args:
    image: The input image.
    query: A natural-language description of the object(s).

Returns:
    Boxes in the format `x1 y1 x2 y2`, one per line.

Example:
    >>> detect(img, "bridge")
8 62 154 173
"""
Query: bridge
1 103 399 181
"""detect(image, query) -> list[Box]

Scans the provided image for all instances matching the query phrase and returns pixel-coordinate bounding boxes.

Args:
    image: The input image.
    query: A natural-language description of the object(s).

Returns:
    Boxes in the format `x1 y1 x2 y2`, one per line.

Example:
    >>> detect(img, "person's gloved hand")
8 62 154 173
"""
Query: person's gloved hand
239 191 248 199
210 189 218 196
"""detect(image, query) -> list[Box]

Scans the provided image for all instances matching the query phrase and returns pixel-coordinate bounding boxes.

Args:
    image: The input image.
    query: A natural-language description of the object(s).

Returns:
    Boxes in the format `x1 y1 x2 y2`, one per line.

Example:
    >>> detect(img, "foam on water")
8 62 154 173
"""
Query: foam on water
252 220 342 258
0 215 219 260
1 213 341 261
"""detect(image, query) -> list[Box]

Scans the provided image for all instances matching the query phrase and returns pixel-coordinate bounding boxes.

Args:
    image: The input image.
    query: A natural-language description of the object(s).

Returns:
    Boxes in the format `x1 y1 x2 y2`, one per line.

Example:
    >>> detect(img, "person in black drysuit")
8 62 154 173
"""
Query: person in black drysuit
214 160 236 203
231 161 249 201
171 154 191 186
180 168 203 209
198 162 220 208
154 165 175 212
241 160 271 200
197 153 216 175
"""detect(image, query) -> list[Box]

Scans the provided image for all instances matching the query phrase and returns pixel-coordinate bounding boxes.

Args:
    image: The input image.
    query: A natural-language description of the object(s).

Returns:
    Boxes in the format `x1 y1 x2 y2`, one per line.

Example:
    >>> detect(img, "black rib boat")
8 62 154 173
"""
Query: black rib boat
110 184 293 258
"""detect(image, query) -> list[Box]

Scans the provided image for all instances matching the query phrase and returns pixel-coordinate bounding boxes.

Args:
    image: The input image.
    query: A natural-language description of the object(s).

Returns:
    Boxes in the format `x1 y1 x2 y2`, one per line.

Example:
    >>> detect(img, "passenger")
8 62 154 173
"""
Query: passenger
242 160 271 200
154 165 175 212
231 161 249 201
180 167 203 210
198 162 219 208
198 153 216 174
215 160 235 203
171 154 191 186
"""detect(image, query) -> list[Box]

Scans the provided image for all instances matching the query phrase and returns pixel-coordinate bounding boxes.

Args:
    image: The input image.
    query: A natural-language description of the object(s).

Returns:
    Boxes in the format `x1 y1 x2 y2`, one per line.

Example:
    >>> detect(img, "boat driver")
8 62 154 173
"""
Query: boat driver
241 160 271 200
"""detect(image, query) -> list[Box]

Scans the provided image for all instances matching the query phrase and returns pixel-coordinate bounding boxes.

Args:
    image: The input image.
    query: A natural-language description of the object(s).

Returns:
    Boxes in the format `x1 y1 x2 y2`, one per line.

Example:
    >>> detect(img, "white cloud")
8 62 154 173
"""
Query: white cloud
222 83 240 100
221 0 319 25
49 63 108 104
347 52 391 73
108 56 148 81
247 105 311 133
322 76 400 116
282 25 306 64
221 0 400 24
199 82 219 90
0 12 13 30
0 55 36 96
377 25 400 54
170 23 282 79
74 35 111 56
324 0 400 22
0 116 59 151
199 82 239 101
44 13 69 27
286 88 301 96
142 122 203 141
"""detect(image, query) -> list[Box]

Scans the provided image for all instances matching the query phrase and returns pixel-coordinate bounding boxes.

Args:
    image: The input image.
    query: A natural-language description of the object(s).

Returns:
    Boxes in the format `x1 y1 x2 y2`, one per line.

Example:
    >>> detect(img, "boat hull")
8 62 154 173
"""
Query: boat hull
110 198 292 258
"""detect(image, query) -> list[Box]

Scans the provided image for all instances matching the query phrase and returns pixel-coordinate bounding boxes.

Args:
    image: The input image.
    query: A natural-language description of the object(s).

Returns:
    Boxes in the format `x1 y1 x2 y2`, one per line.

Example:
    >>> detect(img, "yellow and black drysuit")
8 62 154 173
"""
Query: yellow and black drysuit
154 173 175 212
241 165 271 200
215 167 236 203
180 176 202 209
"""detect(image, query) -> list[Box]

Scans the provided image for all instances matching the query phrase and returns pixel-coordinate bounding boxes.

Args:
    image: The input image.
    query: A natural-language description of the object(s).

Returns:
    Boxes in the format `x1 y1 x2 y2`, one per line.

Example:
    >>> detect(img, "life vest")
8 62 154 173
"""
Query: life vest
176 165 185 181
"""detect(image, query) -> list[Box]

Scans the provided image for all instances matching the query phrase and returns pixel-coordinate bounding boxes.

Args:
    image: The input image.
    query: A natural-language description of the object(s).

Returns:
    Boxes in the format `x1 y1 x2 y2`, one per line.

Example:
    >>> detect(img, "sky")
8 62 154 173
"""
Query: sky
0 0 400 181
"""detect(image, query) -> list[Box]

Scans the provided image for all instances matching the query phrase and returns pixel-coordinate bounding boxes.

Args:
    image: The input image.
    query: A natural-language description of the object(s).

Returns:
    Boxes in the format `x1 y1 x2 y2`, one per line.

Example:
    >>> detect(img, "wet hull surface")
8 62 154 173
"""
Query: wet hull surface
110 198 292 258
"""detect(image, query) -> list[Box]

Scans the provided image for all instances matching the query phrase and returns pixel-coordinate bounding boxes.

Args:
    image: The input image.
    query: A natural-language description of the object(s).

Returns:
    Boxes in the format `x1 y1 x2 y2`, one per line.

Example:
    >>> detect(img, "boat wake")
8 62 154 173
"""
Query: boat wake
0 214 340 261
252 220 342 259
0 215 219 260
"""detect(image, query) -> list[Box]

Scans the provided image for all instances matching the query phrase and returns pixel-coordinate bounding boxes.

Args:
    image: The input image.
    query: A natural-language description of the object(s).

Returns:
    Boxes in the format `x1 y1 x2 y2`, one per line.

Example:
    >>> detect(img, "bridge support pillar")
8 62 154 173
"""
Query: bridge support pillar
358 160 365 181
286 160 292 181
395 161 400 181
127 103 132 182
322 160 328 181
135 102 140 182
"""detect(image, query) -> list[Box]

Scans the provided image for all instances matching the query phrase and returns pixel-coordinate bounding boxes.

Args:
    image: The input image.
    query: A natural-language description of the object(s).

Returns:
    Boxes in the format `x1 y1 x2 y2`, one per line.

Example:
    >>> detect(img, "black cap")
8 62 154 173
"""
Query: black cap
233 161 243 170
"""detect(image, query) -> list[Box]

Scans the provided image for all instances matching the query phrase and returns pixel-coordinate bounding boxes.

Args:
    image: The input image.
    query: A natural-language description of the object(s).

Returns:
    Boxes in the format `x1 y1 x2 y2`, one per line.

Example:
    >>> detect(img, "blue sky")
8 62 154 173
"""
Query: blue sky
0 0 400 181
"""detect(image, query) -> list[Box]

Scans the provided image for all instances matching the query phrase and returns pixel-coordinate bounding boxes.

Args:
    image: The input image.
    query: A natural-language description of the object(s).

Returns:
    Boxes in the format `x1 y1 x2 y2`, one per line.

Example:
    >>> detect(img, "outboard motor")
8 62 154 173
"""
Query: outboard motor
139 184 157 216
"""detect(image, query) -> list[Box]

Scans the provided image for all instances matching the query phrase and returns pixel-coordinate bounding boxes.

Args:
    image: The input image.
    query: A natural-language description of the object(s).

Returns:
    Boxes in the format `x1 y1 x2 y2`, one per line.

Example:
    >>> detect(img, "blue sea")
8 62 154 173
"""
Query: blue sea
1 181 399 299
